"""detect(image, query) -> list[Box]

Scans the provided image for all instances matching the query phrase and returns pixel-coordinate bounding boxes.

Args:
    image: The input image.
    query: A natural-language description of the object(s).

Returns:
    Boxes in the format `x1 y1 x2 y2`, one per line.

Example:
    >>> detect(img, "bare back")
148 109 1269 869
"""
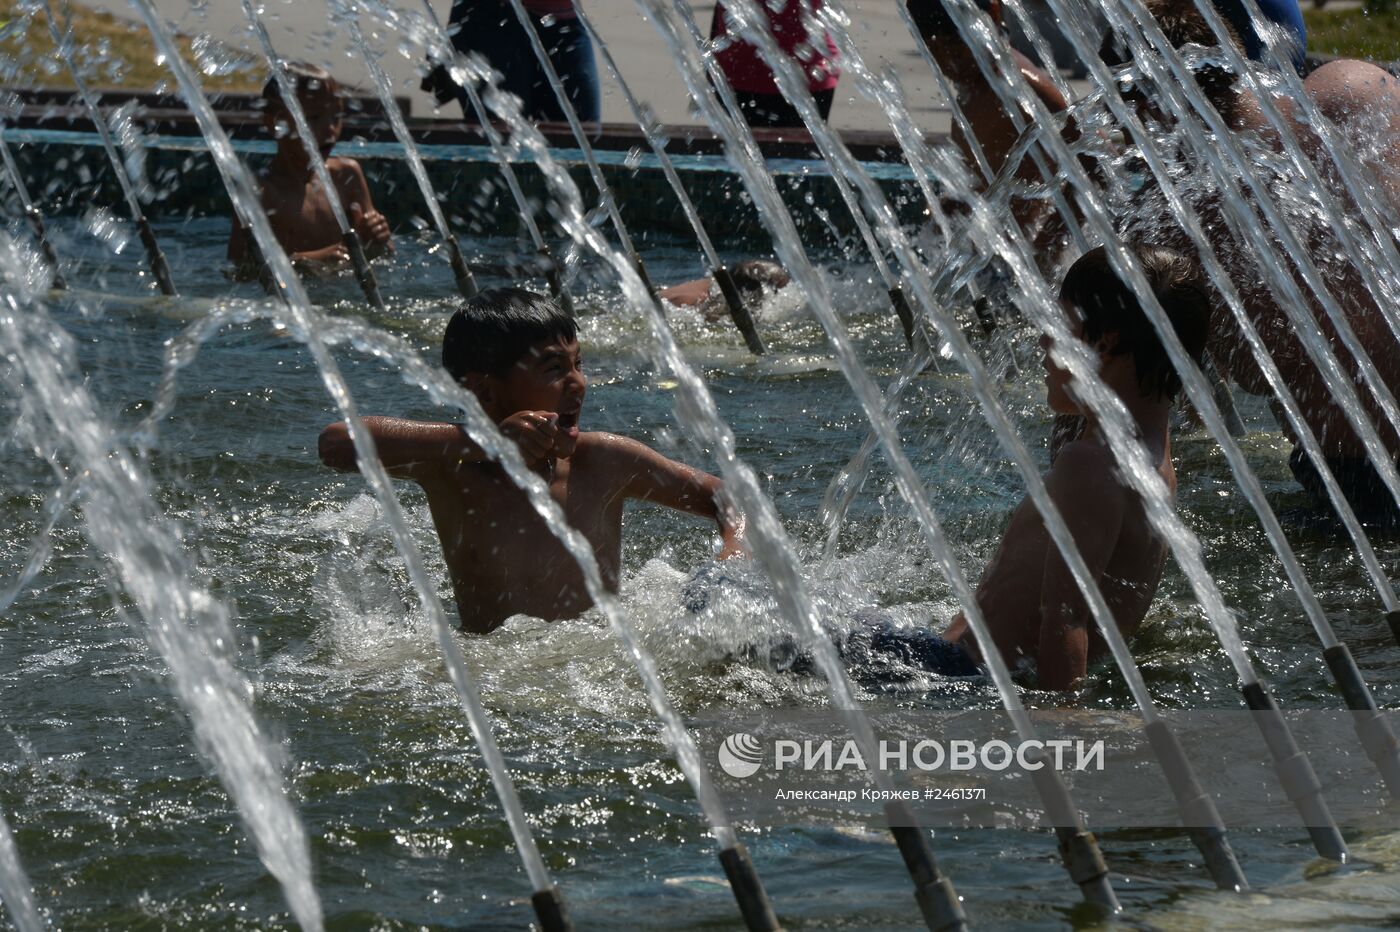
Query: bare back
945 433 1174 680
1203 61 1400 458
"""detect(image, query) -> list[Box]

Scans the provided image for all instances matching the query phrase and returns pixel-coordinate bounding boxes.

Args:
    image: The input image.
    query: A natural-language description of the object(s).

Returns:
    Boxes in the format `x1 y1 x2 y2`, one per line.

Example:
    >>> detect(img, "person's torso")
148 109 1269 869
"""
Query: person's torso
973 436 1173 665
424 435 625 632
260 159 356 254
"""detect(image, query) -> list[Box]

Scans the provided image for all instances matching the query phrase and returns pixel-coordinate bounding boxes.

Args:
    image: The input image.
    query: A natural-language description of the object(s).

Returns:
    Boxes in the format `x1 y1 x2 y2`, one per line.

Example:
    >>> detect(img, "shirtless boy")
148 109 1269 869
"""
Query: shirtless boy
228 64 393 276
936 244 1210 690
317 288 746 632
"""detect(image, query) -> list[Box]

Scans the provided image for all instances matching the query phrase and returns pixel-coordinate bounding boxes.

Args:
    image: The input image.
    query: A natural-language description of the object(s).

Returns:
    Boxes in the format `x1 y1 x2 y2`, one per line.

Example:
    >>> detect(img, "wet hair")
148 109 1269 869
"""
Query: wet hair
1058 244 1211 400
731 260 791 295
261 63 340 112
1099 0 1244 113
442 288 578 381
906 0 996 42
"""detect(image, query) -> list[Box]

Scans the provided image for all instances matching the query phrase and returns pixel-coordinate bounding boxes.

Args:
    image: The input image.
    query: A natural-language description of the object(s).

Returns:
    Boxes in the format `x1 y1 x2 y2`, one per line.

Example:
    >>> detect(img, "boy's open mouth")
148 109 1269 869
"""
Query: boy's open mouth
557 410 581 435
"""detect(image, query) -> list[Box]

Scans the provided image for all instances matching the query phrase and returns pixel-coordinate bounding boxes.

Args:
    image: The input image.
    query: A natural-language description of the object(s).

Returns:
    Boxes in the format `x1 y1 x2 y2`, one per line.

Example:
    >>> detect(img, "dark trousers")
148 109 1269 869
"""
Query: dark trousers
729 87 834 128
1289 446 1400 526
442 1 600 124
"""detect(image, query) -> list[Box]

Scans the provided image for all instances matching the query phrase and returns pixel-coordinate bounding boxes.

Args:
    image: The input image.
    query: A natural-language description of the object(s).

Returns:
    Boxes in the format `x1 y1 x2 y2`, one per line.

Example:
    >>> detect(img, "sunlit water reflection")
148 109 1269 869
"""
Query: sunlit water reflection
3 216 1399 927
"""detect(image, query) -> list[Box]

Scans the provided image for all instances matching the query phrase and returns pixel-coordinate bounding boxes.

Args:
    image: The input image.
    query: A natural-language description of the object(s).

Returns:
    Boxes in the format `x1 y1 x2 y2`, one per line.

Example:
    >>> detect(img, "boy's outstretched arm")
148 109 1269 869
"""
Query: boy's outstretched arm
318 416 485 484
1035 443 1125 691
607 435 748 559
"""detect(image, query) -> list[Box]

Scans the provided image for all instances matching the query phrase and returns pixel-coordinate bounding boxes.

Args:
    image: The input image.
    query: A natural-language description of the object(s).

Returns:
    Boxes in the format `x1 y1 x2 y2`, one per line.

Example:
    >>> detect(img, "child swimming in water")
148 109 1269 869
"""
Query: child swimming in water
937 244 1211 689
317 287 747 633
228 64 393 277
658 259 791 322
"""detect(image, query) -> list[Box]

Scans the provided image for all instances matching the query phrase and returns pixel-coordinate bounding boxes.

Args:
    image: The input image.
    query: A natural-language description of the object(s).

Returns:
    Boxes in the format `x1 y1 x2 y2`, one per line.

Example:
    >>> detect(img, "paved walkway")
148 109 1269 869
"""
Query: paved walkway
84 1 1359 137
86 1 954 133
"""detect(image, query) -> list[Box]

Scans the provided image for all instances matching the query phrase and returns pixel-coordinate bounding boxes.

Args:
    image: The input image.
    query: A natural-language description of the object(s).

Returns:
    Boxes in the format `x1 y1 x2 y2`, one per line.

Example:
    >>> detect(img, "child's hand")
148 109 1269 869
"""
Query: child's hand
350 203 393 247
500 411 570 465
292 243 350 266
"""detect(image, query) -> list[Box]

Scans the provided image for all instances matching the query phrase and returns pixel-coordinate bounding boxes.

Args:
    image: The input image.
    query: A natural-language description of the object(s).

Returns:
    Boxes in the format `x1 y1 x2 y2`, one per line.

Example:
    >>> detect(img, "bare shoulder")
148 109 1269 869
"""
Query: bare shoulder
325 155 365 175
571 431 709 499
327 156 368 190
1046 439 1122 494
572 431 659 465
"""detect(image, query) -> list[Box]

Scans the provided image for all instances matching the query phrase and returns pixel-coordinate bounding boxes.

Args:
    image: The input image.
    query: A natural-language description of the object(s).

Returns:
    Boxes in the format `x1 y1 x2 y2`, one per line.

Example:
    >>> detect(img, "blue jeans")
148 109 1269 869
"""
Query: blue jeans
446 1 600 123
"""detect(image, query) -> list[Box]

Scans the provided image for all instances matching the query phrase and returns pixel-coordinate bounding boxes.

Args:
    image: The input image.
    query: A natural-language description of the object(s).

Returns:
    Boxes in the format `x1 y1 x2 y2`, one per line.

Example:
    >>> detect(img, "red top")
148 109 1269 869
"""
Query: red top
711 0 840 96
522 0 576 17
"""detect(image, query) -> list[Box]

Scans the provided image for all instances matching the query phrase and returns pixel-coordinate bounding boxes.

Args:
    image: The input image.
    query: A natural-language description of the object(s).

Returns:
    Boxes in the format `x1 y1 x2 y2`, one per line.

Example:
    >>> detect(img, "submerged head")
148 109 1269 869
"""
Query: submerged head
700 259 791 320
731 259 791 294
1045 244 1211 414
443 288 585 450
262 63 343 157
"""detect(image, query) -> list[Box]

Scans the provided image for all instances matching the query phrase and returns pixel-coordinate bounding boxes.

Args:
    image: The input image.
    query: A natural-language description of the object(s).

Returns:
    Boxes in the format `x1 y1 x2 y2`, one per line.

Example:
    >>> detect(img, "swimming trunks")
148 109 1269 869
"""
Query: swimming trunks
776 612 983 680
682 567 981 679
1288 446 1400 527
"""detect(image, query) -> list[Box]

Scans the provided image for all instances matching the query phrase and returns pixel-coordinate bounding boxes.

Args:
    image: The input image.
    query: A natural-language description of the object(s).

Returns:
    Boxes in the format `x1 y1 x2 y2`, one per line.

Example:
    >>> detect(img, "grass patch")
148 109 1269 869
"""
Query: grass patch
0 1 264 93
1305 7 1400 62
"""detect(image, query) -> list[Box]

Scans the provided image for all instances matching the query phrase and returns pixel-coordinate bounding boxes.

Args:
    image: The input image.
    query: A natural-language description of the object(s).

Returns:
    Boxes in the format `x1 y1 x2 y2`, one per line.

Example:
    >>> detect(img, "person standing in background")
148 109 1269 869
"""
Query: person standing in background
423 0 601 124
710 0 841 127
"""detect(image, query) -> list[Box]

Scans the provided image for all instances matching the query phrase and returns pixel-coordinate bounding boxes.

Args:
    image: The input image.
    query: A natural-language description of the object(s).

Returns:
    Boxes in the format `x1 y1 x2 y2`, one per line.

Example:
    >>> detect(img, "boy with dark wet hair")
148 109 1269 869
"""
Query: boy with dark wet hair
318 287 746 633
933 244 1210 689
228 64 393 275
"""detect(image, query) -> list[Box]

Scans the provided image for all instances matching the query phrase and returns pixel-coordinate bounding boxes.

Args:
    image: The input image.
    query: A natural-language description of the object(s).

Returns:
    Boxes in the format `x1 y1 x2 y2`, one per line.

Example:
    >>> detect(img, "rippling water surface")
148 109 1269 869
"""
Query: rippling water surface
3 216 1400 929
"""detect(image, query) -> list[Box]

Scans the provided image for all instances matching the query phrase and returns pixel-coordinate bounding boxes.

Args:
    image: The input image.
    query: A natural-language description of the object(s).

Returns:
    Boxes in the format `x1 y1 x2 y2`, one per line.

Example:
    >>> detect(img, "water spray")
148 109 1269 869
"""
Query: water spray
815 140 1048 569
1191 0 1400 347
1174 0 1400 647
0 764 43 932
928 0 1353 857
498 0 664 304
571 0 765 355
237 0 386 311
416 0 572 311
1063 0 1400 798
3 271 326 928
371 23 787 930
647 0 1122 916
332 0 477 299
889 0 1090 256
40 0 175 295
997 0 1400 801
809 0 1247 890
675 0 924 347
0 129 66 290
127 2 577 925
460 57 905 928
